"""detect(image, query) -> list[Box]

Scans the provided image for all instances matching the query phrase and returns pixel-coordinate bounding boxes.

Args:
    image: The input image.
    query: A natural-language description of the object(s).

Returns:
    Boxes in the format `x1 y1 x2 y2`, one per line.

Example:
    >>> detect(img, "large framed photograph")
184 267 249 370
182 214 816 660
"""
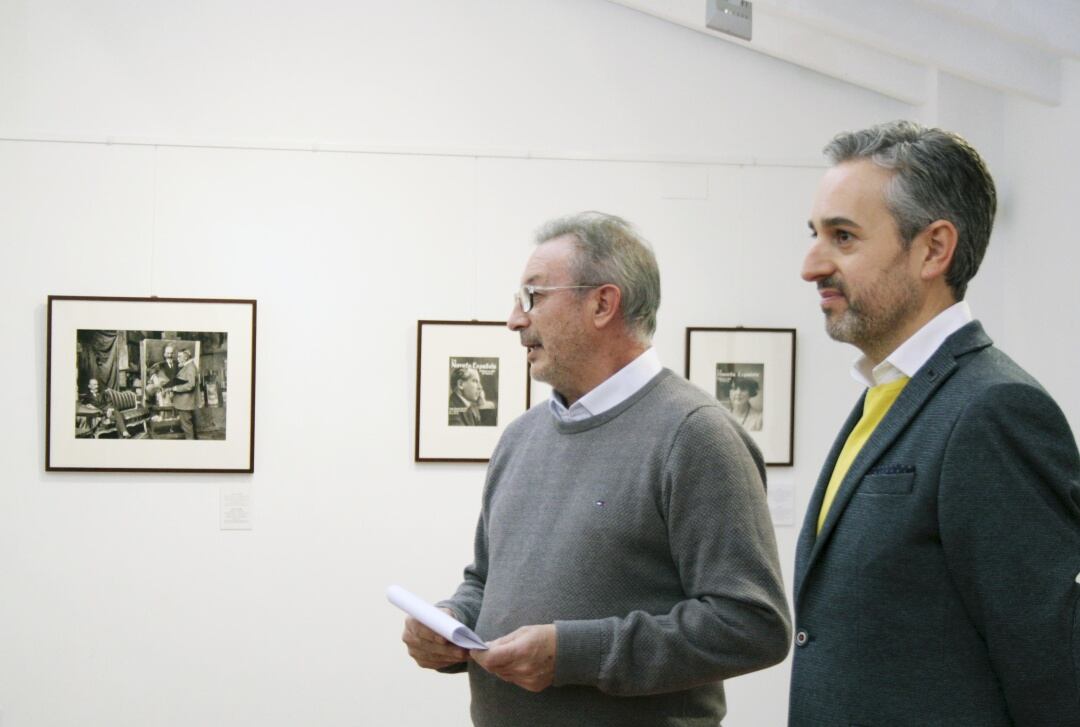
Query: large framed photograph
46 295 256 472
685 327 796 466
415 320 531 462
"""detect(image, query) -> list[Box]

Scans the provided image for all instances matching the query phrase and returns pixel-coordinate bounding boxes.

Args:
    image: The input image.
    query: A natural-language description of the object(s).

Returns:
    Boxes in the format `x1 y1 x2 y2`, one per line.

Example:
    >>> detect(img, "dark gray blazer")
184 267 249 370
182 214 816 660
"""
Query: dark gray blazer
789 321 1080 726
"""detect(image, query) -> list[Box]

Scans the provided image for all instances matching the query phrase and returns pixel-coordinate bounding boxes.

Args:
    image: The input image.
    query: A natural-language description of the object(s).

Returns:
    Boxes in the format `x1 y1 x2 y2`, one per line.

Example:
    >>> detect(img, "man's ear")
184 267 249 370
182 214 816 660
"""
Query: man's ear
591 284 623 330
919 219 958 282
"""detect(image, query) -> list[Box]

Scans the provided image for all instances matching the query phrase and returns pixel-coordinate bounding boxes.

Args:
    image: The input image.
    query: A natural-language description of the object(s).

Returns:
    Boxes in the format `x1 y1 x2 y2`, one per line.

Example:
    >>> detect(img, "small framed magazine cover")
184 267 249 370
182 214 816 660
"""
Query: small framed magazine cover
685 327 796 466
415 320 531 462
46 295 256 472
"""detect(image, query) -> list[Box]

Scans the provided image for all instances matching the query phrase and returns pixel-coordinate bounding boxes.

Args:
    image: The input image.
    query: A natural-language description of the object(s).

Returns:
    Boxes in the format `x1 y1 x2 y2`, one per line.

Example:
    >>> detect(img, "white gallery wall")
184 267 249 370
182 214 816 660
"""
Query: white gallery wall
1000 59 1080 428
1 2 1076 726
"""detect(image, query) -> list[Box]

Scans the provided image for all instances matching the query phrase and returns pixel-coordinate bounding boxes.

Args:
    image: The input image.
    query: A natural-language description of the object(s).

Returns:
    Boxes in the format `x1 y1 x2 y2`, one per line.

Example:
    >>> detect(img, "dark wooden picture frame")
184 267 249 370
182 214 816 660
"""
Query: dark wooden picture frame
46 295 257 472
415 320 531 463
685 326 796 466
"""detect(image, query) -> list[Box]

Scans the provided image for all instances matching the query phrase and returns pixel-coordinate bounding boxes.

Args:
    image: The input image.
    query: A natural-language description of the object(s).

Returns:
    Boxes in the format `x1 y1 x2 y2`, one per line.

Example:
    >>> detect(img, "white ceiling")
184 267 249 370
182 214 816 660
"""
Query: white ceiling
607 0 1080 105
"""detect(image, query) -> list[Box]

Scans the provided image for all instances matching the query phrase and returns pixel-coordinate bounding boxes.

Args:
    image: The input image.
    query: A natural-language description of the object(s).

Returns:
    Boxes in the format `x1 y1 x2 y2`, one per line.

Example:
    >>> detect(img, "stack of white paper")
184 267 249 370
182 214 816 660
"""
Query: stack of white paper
386 585 488 650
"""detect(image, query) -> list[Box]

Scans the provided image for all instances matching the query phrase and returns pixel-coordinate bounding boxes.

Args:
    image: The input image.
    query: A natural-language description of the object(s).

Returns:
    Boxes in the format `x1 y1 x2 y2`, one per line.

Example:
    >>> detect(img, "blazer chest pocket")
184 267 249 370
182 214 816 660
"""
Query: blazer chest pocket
858 469 915 495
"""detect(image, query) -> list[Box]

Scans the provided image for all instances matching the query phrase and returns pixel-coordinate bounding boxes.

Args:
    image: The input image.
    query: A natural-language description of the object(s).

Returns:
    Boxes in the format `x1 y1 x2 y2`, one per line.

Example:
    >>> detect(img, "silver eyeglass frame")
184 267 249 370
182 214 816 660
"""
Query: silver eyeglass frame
513 284 601 313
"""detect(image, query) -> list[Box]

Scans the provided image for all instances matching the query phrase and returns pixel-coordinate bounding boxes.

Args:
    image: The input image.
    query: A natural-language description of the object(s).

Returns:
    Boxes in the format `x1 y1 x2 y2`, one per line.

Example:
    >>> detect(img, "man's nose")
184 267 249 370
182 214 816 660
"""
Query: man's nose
507 303 528 331
801 239 833 282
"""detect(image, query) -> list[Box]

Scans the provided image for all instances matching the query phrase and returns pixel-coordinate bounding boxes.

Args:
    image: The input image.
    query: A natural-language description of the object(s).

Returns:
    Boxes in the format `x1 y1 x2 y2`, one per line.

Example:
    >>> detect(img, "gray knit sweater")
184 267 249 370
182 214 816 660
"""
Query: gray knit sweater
442 369 791 726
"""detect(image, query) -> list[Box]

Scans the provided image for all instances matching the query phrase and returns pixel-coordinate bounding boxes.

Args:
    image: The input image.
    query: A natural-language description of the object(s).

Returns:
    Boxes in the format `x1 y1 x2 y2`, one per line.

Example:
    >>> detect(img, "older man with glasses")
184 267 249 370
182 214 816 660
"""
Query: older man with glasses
401 211 791 727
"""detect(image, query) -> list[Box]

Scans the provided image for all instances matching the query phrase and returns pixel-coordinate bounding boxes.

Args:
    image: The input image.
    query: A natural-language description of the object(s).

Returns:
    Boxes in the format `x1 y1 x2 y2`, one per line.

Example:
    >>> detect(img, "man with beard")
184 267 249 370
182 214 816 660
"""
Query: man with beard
146 344 179 409
156 344 180 383
402 211 791 726
791 120 1080 725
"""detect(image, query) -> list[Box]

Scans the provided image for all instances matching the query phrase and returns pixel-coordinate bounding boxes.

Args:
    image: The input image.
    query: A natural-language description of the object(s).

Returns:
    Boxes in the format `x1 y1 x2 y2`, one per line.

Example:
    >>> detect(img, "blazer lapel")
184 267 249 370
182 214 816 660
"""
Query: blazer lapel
796 321 993 600
794 397 863 591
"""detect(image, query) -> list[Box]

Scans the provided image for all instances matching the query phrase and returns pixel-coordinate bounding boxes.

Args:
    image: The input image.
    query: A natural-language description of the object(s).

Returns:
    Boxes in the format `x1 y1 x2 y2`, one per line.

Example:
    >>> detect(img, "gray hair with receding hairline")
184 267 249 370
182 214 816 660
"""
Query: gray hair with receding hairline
823 120 997 300
535 211 661 343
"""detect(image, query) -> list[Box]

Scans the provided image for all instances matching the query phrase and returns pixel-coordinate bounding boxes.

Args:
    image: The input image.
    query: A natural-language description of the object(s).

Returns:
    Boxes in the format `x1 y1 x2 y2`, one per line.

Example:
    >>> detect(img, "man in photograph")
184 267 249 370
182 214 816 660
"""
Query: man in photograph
149 341 180 384
172 348 199 440
448 366 485 426
154 344 180 383
402 211 791 726
791 120 1080 725
80 378 130 438
145 344 178 409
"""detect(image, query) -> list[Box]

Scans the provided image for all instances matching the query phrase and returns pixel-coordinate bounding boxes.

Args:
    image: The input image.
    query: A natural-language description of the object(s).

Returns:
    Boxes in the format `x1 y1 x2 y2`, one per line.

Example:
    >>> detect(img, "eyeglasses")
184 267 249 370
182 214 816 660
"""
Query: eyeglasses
513 284 600 313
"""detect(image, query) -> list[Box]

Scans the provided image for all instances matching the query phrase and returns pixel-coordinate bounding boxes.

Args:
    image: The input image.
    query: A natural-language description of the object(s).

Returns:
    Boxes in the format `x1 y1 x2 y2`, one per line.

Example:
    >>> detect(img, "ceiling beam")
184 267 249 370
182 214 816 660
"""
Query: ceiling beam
914 0 1080 60
606 0 1064 105
608 0 929 104
755 0 1060 104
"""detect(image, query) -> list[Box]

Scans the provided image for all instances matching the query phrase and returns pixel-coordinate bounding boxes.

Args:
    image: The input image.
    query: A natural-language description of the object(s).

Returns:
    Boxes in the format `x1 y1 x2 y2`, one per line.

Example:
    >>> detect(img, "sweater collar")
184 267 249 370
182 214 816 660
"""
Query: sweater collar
549 348 662 423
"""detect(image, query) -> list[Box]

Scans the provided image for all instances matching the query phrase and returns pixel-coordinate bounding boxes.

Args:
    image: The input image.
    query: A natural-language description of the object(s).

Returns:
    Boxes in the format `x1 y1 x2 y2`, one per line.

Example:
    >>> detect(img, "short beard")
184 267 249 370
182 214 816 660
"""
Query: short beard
822 268 921 353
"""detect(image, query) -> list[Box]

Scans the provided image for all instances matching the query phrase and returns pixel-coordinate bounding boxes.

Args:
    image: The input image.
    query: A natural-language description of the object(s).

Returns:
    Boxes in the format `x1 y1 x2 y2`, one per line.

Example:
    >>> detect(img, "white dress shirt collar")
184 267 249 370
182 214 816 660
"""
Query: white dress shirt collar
852 301 973 387
550 348 663 423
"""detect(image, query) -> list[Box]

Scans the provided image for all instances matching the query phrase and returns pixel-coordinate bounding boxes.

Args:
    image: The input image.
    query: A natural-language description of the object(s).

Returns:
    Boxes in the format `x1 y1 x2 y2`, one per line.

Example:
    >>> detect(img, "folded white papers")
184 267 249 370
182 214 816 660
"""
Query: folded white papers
386 584 488 651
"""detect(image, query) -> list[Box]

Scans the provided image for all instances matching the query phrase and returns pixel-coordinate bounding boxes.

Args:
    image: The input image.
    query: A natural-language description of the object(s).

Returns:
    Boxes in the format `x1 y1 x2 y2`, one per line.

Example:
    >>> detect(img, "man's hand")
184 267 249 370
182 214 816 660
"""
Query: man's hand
472 624 556 692
401 610 469 670
476 387 494 410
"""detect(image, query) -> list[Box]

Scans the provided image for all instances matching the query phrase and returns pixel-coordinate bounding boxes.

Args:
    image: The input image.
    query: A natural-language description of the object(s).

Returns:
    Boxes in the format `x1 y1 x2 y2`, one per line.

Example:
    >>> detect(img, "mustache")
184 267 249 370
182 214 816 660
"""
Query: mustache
817 277 846 295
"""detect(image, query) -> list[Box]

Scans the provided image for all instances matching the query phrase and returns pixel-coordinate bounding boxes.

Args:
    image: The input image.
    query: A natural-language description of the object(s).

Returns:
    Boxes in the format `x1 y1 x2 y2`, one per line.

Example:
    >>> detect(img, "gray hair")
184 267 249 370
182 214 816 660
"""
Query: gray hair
823 120 996 300
535 211 661 342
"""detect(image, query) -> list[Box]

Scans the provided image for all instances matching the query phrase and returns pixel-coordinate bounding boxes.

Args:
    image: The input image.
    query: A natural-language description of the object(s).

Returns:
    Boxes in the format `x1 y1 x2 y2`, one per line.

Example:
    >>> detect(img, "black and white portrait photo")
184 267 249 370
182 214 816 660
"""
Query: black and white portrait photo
716 362 765 431
448 356 498 427
414 320 530 462
74 329 228 441
686 327 795 465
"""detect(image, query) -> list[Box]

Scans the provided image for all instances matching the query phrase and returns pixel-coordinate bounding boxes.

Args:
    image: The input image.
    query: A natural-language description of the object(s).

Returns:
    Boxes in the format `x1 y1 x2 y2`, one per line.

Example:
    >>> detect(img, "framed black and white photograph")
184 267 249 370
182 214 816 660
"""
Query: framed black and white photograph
415 320 530 462
685 327 796 466
46 295 257 472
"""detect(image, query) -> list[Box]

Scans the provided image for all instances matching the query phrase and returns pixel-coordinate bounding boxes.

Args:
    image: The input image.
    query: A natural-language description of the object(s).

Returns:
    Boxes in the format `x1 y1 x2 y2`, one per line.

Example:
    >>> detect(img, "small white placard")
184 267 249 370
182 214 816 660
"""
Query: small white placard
220 484 253 530
767 476 795 527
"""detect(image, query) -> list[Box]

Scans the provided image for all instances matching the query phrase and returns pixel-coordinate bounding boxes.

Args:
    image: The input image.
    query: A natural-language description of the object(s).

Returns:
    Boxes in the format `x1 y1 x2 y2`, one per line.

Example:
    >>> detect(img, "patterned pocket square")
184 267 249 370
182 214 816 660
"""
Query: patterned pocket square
867 464 915 475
